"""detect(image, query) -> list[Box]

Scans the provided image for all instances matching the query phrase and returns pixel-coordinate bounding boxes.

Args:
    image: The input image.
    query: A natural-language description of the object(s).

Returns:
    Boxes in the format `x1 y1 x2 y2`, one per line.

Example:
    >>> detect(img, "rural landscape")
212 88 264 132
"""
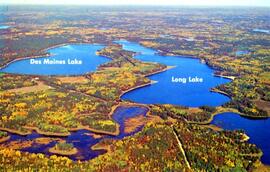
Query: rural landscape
0 3 270 172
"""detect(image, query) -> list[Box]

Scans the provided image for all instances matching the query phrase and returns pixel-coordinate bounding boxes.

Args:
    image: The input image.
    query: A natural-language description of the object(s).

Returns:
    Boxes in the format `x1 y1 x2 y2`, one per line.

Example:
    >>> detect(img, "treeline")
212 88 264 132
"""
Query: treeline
0 74 37 91
217 76 269 117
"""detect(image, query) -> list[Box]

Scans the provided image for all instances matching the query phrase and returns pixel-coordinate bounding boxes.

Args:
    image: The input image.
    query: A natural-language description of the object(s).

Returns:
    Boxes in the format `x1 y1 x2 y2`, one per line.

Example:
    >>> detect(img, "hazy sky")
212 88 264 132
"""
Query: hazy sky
1 0 270 6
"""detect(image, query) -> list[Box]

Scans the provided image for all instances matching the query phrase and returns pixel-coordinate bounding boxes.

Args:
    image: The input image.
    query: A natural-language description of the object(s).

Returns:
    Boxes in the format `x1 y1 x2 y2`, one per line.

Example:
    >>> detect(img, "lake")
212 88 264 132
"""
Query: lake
211 112 270 165
0 25 10 29
236 50 249 56
0 44 110 75
253 29 270 34
116 40 231 107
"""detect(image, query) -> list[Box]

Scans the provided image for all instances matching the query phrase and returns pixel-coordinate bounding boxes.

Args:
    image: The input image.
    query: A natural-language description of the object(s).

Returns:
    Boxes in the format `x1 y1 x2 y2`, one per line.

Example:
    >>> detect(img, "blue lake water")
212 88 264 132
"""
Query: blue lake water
109 106 148 139
211 112 270 165
2 106 148 161
236 50 249 56
116 40 231 107
0 25 10 29
1 44 110 75
253 29 270 34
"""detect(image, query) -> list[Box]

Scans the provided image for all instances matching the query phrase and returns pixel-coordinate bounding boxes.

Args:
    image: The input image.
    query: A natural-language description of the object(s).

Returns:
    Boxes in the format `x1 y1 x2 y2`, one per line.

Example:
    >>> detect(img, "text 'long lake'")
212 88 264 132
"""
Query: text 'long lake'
117 40 231 107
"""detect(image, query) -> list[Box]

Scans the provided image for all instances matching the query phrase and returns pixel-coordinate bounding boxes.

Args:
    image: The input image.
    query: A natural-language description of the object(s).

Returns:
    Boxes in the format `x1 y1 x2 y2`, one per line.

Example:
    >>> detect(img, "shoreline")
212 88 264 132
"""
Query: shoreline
91 101 151 153
0 42 68 70
0 136 11 143
0 102 149 138
144 66 176 77
188 107 244 125
119 81 153 98
214 74 236 80
0 127 31 136
241 133 250 142
91 144 111 153
108 102 150 118
188 107 269 126
210 88 230 97
0 54 51 70
0 125 119 138
138 41 199 60
0 42 105 70
119 66 175 99
23 126 71 137
69 124 120 136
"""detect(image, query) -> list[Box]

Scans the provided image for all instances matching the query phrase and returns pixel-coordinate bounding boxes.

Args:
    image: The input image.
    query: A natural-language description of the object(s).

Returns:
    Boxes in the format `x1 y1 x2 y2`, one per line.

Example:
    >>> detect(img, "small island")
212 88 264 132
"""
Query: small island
49 142 78 156
0 131 10 143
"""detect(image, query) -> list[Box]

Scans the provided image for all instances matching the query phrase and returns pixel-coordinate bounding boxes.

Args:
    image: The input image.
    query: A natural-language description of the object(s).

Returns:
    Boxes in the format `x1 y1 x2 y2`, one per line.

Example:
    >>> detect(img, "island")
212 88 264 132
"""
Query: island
0 131 10 143
49 142 78 156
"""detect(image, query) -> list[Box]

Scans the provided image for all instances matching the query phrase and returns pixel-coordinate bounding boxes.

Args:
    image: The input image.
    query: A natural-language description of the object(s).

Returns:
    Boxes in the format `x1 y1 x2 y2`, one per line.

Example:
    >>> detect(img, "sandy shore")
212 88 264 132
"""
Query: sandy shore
241 133 250 142
69 125 120 136
0 136 10 143
0 127 31 136
144 66 176 77
23 126 70 137
210 88 230 97
91 143 111 153
214 74 236 80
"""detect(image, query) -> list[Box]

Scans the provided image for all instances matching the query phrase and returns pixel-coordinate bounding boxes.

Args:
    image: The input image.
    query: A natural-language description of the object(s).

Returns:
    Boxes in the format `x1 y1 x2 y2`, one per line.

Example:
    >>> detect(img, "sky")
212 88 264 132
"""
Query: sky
0 0 270 7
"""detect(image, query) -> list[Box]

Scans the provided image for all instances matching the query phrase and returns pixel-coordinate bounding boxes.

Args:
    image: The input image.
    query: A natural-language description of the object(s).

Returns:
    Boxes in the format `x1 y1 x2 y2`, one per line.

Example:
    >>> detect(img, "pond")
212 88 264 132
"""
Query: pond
0 25 10 29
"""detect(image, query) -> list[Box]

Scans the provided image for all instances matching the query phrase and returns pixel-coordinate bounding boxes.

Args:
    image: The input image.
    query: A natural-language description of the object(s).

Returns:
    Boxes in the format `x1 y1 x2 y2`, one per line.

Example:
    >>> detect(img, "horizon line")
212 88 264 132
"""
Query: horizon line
1 4 270 8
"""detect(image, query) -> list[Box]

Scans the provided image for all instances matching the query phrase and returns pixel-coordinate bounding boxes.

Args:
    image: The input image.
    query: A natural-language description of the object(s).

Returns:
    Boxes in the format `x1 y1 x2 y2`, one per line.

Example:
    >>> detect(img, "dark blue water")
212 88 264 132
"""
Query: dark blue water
9 130 105 161
211 112 270 165
108 106 148 139
2 106 148 161
1 44 110 75
116 40 231 107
